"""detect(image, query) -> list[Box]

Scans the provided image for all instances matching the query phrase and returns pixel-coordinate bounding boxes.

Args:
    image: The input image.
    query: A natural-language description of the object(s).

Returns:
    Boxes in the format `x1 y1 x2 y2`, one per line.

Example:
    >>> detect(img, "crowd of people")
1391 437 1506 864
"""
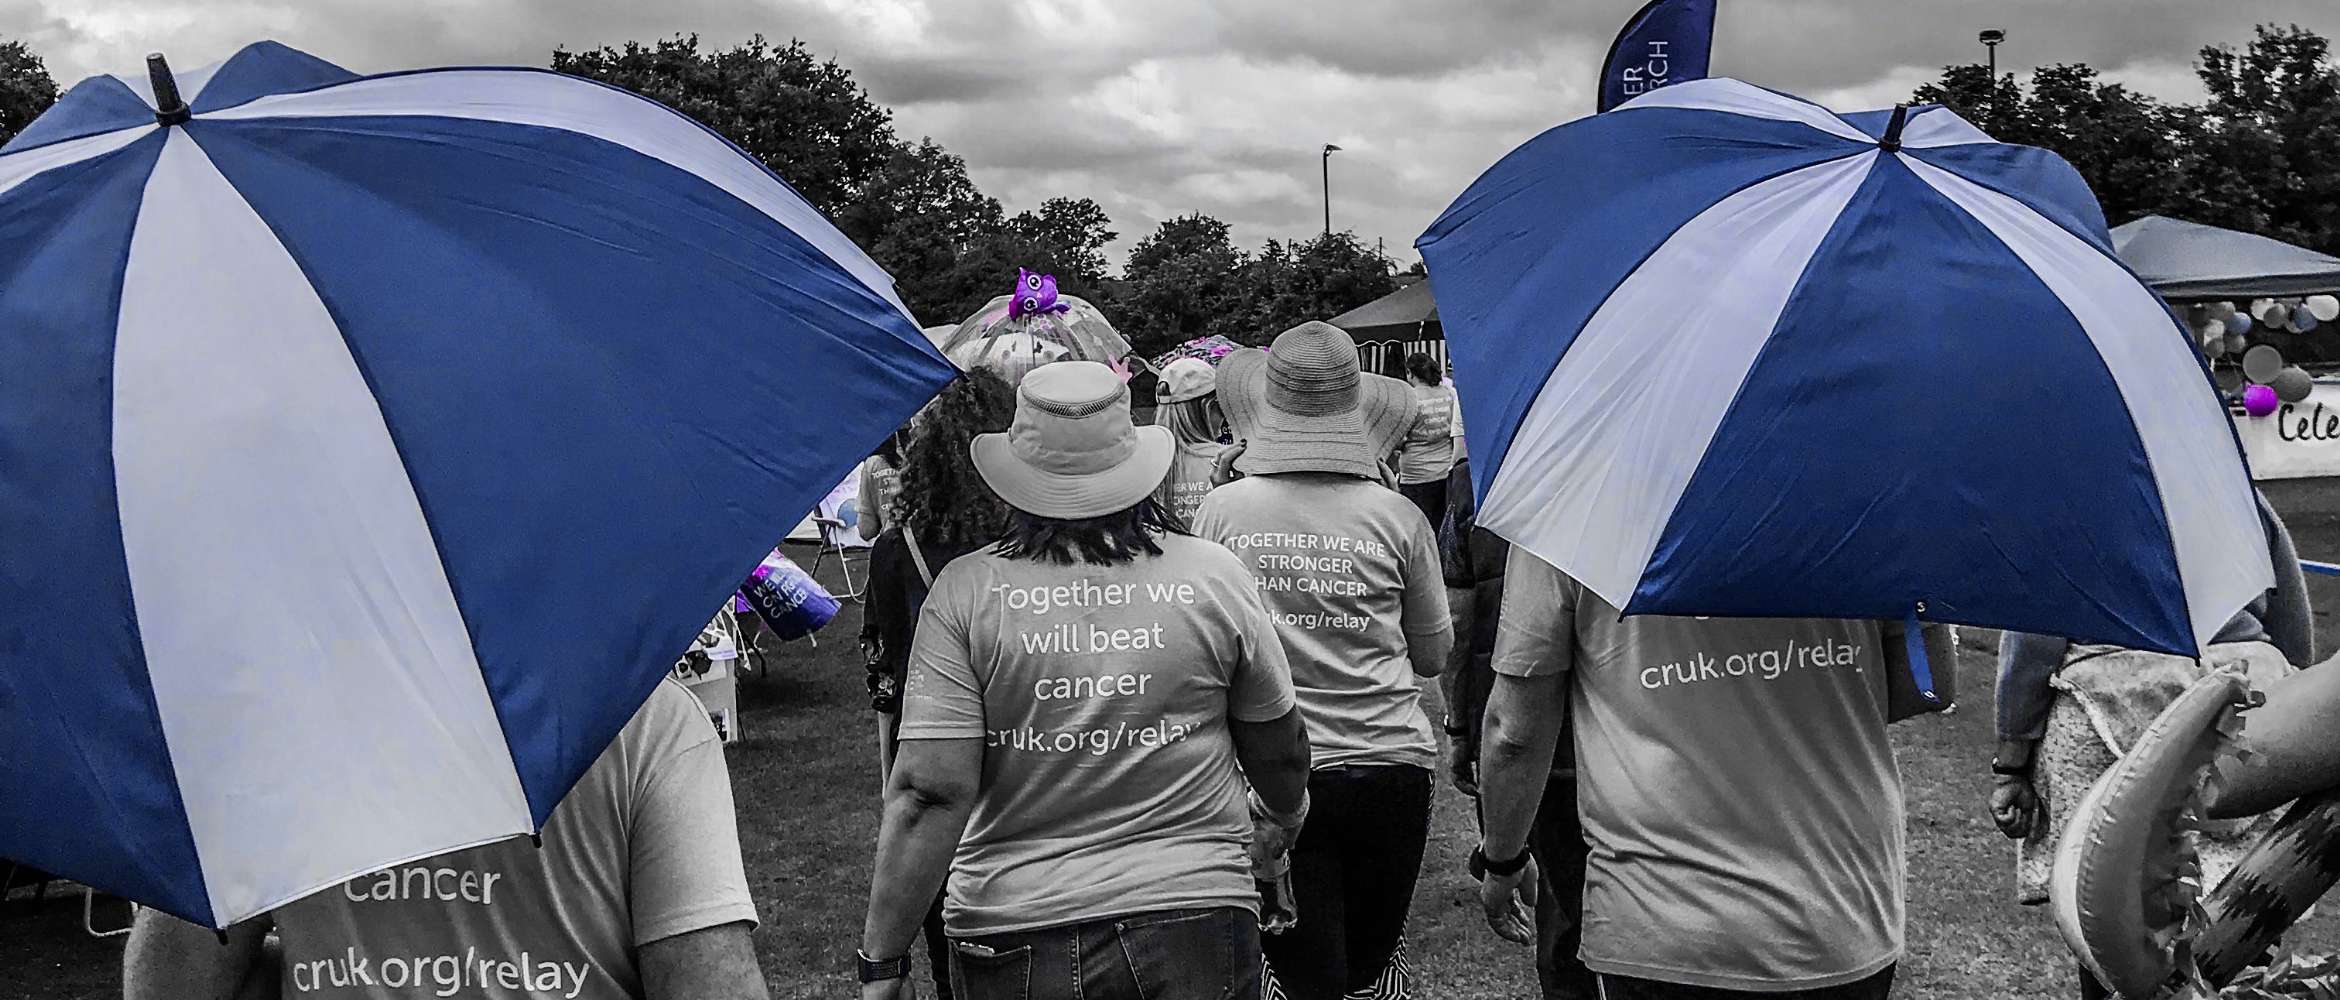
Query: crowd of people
113 317 2331 1000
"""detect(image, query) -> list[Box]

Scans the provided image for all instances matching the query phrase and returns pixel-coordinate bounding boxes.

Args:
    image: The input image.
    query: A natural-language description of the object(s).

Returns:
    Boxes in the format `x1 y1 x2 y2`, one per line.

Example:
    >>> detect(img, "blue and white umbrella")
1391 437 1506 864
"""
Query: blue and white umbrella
0 42 955 927
1419 78 2267 658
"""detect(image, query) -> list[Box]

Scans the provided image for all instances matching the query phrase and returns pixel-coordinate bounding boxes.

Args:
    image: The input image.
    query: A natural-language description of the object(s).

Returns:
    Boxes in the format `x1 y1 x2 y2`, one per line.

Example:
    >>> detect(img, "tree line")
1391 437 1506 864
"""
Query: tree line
5 25 2334 359
1912 24 2339 255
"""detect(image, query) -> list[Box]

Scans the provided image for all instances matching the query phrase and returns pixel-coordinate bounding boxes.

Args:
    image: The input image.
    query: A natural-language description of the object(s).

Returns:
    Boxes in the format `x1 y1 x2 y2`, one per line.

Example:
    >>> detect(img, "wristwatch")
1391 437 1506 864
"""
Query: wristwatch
1469 844 1531 881
1990 758 2034 777
857 949 911 984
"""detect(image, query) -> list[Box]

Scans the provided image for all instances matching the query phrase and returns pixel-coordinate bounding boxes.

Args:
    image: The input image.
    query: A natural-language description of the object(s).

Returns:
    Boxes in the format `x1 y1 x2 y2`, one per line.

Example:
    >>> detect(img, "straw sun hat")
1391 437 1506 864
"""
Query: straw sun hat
1218 321 1414 480
971 361 1175 520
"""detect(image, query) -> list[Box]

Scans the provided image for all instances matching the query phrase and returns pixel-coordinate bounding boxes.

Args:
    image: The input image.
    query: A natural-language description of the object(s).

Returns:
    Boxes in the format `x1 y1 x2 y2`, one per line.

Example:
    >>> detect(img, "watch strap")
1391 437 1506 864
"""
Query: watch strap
1470 844 1531 880
857 949 912 984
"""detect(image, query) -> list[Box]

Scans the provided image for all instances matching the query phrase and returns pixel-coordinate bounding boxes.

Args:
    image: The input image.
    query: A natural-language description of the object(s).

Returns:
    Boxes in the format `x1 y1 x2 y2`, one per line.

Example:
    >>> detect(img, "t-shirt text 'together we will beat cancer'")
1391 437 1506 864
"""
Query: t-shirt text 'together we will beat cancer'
897 536 1295 935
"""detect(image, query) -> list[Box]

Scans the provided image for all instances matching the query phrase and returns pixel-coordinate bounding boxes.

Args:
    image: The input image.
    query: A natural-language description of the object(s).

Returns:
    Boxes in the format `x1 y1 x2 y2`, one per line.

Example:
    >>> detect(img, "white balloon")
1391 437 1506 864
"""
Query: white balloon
2200 319 2228 342
2309 294 2340 323
2212 301 2238 319
2250 298 2275 316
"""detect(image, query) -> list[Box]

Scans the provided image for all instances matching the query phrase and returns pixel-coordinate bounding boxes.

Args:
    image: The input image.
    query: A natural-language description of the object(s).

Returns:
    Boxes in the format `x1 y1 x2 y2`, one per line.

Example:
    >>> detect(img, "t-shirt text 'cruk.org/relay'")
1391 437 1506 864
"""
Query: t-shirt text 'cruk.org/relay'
898 534 1297 935
1492 549 1905 993
271 680 758 1000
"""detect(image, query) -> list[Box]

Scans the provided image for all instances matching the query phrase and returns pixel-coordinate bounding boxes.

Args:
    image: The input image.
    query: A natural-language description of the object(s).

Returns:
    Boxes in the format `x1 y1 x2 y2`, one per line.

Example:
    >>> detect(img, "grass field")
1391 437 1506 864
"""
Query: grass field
13 499 2340 999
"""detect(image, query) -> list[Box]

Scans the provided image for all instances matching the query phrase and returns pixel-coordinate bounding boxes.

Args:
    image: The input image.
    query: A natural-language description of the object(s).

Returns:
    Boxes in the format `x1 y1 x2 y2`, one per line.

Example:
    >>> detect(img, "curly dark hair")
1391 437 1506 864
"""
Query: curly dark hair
891 369 1016 550
1405 351 1442 386
995 497 1190 566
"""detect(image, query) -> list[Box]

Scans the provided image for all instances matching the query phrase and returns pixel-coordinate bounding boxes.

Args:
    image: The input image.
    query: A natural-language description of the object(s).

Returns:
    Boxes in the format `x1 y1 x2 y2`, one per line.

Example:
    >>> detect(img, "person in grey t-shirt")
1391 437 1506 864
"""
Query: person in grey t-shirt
1474 548 1913 1000
1199 323 1452 1000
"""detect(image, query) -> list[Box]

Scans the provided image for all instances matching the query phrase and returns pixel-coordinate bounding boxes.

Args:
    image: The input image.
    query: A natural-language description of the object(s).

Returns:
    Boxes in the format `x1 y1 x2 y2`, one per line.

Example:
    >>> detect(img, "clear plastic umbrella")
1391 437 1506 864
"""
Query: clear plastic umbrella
939 270 1132 381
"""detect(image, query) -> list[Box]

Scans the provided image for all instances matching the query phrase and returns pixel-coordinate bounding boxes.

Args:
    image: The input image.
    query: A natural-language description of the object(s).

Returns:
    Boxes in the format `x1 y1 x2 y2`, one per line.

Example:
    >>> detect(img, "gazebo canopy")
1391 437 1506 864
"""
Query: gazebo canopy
2110 215 2340 301
1329 277 1440 341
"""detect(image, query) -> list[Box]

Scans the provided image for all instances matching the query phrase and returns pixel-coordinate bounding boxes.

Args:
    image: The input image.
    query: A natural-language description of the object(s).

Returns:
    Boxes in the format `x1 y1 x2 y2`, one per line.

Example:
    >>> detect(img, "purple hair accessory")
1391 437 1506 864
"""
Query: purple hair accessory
1007 268 1069 319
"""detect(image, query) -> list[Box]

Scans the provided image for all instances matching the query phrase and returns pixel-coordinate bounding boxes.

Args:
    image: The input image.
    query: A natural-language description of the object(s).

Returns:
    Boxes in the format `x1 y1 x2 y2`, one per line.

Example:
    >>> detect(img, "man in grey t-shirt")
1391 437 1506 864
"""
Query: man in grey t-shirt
1472 548 1906 1000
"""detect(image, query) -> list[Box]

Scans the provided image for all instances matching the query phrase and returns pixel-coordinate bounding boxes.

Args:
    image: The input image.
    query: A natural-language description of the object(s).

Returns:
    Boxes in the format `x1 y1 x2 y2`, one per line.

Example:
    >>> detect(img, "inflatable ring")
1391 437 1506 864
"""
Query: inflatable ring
2051 671 2253 998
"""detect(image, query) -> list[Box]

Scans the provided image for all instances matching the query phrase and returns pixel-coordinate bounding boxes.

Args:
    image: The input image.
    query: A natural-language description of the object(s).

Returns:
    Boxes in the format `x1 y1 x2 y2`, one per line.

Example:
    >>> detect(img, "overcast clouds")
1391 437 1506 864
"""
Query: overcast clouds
8 0 2338 268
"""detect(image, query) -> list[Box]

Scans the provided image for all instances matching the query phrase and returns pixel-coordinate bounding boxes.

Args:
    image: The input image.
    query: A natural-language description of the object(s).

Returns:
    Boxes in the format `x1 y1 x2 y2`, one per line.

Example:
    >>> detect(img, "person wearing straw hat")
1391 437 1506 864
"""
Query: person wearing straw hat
1193 321 1453 1000
859 361 1313 1000
1152 357 1229 523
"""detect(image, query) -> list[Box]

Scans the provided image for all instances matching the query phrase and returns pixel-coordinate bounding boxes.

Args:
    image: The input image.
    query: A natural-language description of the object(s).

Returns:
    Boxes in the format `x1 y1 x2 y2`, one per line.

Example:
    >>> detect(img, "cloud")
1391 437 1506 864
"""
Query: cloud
9 0 2338 274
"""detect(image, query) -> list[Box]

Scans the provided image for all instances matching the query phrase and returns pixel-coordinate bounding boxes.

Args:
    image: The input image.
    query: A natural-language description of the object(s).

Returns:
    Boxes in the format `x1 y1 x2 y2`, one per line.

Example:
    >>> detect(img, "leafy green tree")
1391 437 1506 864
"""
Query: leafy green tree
1235 233 1399 345
554 36 1113 327
841 138 1008 324
554 35 899 219
0 39 59 148
2193 25 2340 253
1912 24 2339 251
993 196 1119 297
1118 214 1249 357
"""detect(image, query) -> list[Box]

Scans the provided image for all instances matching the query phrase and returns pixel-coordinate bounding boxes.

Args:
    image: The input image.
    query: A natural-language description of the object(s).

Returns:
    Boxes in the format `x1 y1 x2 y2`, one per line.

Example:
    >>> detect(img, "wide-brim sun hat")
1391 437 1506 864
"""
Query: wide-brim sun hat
1158 357 1218 403
971 361 1175 519
1219 320 1414 479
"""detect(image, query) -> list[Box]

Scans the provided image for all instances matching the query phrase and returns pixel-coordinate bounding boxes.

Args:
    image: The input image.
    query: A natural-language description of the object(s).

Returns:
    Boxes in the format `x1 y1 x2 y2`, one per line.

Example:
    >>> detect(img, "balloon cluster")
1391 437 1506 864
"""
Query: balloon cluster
2187 296 2335 417
2195 295 2340 357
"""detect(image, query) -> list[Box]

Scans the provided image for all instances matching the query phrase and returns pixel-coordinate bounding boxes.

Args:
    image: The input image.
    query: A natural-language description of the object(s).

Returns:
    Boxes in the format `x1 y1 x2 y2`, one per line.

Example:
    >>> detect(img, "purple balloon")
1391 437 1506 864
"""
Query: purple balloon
2245 383 2280 417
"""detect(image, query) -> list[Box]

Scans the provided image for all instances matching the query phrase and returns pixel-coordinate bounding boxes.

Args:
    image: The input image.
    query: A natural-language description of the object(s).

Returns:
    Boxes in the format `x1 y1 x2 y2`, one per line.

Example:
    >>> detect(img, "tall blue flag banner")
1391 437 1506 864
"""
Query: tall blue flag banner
1597 0 1718 112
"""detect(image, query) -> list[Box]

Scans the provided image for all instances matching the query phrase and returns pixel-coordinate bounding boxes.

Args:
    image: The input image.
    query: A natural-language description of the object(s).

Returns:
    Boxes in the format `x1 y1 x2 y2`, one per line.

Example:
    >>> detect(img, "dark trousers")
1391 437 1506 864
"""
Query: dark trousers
950 906 1264 1000
2079 966 2110 1000
1396 480 1447 534
1599 965 1896 1000
922 893 955 1000
1529 779 1595 1000
1264 764 1433 1000
1469 773 1594 1000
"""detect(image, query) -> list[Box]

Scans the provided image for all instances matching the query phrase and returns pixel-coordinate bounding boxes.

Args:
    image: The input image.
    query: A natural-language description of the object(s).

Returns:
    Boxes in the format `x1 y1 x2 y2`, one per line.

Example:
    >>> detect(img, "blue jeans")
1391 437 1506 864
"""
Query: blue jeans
950 906 1264 1000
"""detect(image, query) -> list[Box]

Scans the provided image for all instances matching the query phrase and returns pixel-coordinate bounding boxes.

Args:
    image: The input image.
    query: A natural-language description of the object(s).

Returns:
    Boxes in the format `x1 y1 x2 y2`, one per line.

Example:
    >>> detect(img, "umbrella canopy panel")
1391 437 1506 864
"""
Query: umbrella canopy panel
0 43 954 928
2111 215 2340 301
1420 78 2267 658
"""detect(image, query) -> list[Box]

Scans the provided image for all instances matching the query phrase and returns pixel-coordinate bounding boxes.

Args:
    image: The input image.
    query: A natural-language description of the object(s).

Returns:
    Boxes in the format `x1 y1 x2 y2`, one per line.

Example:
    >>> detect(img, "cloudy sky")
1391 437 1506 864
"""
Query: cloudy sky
8 0 2338 269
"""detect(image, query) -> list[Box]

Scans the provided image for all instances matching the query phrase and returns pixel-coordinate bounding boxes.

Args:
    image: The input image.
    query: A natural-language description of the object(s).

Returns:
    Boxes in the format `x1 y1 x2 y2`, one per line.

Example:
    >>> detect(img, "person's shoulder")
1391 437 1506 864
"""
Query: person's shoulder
1210 473 1274 501
633 677 722 747
1160 533 1251 577
928 544 1005 588
589 678 724 793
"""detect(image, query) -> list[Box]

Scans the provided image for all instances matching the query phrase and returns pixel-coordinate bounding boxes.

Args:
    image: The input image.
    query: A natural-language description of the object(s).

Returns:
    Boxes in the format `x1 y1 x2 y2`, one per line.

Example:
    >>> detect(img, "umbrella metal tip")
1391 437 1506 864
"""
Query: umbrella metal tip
1880 103 1910 153
146 52 192 127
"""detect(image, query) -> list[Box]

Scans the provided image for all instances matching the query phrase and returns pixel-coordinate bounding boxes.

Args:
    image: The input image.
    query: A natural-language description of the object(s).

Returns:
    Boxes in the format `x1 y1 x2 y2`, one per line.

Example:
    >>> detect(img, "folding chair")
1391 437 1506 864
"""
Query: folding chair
85 886 134 938
807 515 867 603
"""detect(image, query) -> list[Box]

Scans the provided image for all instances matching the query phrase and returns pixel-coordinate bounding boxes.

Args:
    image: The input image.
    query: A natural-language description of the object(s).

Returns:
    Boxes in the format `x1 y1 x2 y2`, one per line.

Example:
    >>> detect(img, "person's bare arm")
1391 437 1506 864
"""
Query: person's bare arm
1480 672 1567 860
125 908 270 1000
640 921 767 1000
1442 585 1477 698
1231 708 1312 816
862 737 982 999
1408 624 1454 679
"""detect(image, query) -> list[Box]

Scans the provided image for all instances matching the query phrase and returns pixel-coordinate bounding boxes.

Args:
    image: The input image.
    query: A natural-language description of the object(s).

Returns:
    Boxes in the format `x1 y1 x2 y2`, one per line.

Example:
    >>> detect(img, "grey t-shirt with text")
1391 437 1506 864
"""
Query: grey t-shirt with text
1195 473 1448 770
1492 549 1904 992
272 680 757 1000
899 535 1298 934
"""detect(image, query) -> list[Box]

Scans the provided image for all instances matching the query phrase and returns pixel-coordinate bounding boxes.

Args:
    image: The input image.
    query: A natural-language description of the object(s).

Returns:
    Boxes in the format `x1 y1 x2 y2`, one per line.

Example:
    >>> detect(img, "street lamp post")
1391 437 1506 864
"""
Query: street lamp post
1321 143 1342 238
1979 28 2005 81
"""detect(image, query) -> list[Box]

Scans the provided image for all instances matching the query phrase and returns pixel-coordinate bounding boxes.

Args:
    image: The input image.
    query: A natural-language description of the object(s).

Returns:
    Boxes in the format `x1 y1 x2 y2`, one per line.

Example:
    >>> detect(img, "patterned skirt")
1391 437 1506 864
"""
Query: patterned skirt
2014 641 2294 905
